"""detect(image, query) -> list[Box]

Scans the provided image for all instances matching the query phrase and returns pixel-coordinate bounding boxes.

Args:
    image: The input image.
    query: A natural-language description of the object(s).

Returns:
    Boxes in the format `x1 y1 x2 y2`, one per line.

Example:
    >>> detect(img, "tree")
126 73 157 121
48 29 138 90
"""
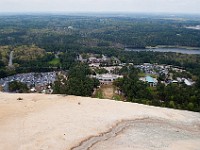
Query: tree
169 101 176 108
187 102 194 111
53 63 100 96
8 81 29 93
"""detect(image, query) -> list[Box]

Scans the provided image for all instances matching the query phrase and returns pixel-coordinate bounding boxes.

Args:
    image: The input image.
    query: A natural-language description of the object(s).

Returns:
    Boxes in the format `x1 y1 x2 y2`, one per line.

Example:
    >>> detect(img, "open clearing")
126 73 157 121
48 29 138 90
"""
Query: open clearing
101 84 114 99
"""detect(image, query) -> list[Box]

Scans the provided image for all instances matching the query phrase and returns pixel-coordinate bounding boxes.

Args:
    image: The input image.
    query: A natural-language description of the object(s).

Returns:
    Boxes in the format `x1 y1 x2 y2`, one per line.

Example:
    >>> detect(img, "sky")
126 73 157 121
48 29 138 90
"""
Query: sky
0 0 200 14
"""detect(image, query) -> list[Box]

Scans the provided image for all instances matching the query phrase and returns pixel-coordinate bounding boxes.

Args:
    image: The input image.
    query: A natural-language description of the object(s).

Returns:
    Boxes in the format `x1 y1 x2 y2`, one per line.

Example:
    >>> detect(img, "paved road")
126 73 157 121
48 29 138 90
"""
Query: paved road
8 51 14 67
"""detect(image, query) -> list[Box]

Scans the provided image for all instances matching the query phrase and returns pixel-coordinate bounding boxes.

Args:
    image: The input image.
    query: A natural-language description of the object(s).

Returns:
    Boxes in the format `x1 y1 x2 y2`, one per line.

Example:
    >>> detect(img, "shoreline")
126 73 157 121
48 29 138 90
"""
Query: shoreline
145 45 200 50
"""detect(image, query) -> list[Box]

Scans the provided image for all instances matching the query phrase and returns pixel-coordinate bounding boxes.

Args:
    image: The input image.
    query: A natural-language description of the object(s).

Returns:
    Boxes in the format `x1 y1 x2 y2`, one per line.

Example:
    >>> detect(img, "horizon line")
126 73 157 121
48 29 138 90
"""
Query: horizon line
0 11 200 15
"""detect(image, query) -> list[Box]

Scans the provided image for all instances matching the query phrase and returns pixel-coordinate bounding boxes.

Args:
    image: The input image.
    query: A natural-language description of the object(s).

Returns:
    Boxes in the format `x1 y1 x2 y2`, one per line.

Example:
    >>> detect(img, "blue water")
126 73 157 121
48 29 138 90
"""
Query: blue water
125 48 200 55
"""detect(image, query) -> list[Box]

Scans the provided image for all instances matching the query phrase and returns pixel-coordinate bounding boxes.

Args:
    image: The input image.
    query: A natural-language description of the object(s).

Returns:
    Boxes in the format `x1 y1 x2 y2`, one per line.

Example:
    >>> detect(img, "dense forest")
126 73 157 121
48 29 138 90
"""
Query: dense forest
53 63 99 96
1 14 200 77
0 14 200 111
114 66 200 112
0 14 200 50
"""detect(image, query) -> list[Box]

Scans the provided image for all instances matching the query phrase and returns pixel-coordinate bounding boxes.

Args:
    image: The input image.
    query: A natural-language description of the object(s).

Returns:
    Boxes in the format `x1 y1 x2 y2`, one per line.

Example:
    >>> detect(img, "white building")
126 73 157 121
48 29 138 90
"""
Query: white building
139 76 158 86
184 79 194 86
91 74 123 84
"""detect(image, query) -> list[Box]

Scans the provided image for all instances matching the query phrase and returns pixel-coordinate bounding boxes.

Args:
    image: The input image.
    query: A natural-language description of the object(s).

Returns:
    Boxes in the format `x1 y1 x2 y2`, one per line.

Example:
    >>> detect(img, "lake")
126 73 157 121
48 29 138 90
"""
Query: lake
125 48 200 55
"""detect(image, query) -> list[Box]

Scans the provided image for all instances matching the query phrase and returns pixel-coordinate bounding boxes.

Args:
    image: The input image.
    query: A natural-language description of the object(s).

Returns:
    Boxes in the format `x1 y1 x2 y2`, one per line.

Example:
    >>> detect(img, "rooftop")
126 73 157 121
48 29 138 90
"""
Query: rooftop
145 76 155 83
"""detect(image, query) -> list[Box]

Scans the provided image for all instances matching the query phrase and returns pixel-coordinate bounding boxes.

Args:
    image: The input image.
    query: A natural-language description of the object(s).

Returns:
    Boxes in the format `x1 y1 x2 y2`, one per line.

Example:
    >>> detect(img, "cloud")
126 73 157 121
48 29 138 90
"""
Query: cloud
0 0 199 13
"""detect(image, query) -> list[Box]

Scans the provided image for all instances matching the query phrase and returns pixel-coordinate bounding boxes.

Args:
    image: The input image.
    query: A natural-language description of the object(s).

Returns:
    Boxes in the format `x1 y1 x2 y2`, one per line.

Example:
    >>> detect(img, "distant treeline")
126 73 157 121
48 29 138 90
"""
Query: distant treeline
0 15 200 50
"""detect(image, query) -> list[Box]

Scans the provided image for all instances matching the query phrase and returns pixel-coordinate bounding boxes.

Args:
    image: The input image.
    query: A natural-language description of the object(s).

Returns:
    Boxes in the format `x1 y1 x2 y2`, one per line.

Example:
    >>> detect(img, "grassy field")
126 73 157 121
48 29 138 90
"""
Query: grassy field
48 58 60 66
94 90 104 99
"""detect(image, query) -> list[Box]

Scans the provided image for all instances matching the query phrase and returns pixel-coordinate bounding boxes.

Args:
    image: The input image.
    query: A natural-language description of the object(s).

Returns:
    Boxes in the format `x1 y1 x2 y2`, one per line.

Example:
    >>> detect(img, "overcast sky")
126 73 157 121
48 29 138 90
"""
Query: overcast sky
0 0 200 14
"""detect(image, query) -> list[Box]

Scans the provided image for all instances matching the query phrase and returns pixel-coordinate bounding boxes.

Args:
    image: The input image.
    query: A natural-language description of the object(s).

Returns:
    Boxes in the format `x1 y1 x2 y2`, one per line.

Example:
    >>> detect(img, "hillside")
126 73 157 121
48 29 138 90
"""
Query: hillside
0 93 200 150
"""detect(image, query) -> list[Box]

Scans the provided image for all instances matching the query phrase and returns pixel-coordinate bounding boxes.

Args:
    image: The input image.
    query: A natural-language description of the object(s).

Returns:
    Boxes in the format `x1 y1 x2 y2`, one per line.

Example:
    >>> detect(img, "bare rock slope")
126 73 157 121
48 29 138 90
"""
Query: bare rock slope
0 93 200 150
